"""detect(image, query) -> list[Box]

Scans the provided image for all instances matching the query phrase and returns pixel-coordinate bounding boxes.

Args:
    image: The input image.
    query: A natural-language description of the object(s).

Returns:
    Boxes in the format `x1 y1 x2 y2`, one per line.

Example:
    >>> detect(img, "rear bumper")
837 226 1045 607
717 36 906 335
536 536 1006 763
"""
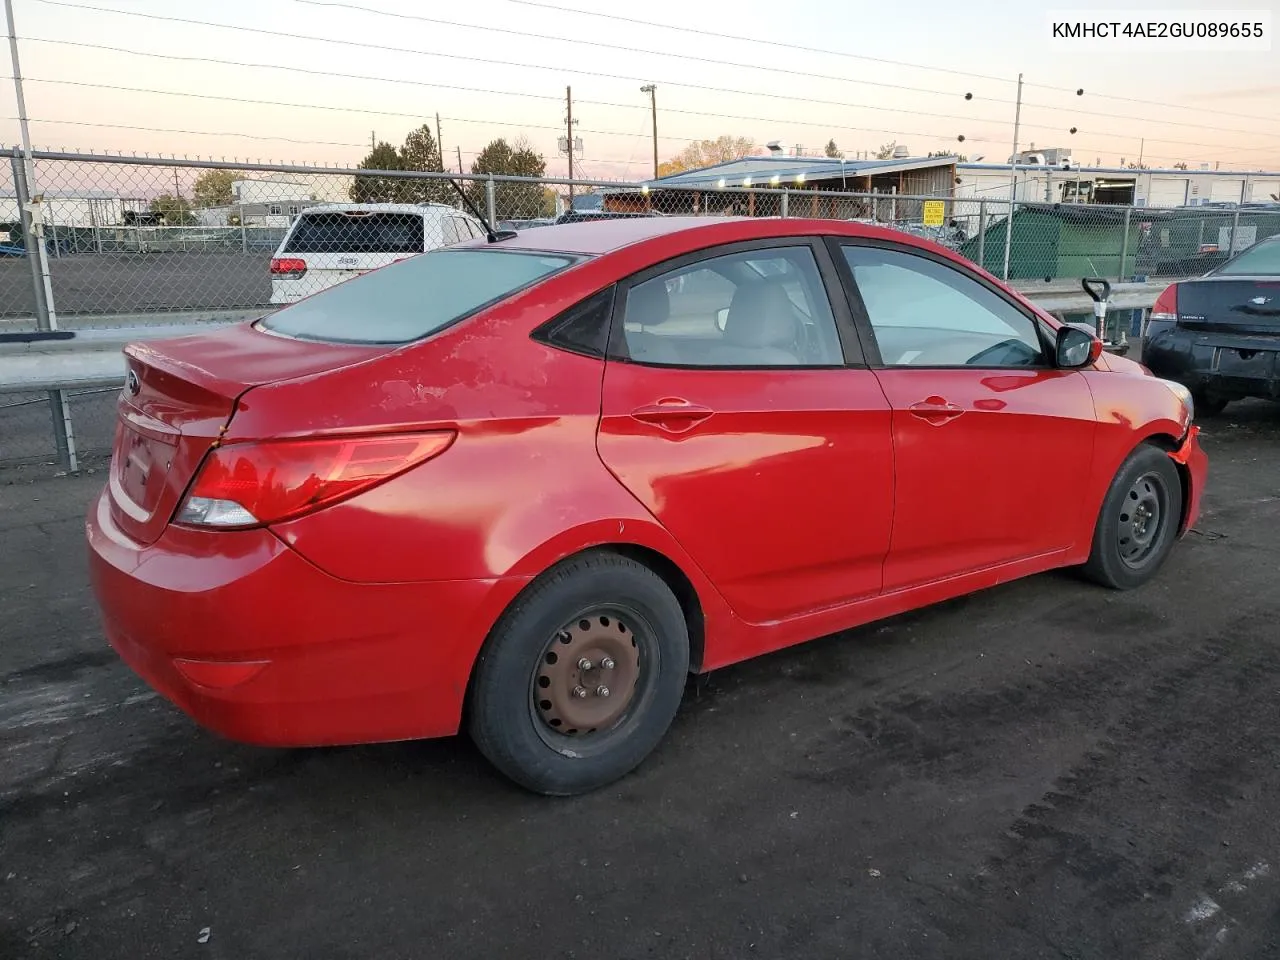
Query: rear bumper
1144 330 1280 401
86 487 526 747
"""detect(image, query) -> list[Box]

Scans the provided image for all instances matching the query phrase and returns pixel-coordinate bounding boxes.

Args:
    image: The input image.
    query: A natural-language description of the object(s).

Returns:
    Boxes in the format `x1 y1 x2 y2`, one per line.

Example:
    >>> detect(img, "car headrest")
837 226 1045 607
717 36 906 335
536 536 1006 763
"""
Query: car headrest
627 279 669 327
724 281 797 348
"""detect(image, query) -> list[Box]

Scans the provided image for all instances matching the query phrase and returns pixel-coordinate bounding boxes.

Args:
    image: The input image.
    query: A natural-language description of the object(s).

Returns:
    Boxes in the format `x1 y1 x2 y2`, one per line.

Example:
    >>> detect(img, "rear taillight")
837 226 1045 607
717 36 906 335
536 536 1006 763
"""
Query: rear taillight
1150 283 1178 321
270 257 307 276
175 431 456 529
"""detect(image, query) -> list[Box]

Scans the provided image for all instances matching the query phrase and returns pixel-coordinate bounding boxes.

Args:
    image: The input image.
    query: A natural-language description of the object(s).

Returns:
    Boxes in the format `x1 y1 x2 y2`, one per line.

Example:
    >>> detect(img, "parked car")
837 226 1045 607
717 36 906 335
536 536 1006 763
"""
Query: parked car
554 210 660 225
268 203 487 304
1143 234 1280 414
88 215 1206 796
497 217 556 231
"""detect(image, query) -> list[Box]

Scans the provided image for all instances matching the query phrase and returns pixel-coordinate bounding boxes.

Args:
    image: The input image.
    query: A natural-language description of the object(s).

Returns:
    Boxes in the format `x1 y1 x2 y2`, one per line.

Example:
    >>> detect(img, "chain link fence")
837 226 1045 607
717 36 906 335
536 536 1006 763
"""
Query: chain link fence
5 149 1280 474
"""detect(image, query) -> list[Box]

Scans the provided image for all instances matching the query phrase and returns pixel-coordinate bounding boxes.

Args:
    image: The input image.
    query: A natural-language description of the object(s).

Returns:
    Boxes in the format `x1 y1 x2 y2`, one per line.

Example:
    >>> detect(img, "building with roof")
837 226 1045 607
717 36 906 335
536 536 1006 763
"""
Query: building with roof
956 160 1280 208
601 148 960 220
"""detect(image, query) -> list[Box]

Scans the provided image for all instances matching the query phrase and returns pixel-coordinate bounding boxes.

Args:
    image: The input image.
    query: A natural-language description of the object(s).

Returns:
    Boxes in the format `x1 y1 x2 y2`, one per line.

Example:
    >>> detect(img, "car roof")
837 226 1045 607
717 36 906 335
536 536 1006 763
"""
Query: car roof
469 215 939 257
297 203 476 219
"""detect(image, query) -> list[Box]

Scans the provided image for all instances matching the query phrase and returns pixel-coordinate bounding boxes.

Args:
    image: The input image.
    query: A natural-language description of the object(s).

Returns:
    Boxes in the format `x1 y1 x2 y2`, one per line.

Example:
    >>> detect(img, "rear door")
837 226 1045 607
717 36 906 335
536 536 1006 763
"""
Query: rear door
831 239 1096 591
596 238 895 625
274 210 427 302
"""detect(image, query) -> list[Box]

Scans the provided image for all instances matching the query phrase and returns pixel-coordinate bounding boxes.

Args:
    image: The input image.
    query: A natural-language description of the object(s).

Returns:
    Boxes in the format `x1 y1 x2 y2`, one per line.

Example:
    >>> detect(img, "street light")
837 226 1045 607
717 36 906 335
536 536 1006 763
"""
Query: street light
640 84 657 180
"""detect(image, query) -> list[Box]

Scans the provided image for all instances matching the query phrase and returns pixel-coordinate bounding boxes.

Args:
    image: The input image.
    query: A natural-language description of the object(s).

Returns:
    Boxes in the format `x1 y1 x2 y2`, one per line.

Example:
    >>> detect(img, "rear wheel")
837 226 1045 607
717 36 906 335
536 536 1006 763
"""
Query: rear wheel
468 553 689 796
1081 444 1183 590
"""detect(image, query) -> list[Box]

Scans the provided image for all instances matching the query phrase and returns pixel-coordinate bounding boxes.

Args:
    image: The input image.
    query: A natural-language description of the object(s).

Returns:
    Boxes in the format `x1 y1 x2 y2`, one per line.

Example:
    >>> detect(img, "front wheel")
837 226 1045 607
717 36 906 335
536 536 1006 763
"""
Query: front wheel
468 553 689 796
1081 444 1184 590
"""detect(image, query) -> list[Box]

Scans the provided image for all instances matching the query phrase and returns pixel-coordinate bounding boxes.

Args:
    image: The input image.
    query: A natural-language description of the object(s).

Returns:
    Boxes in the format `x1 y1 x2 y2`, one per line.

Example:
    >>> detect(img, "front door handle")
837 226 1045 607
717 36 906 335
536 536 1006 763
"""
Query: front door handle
908 396 965 426
630 398 714 433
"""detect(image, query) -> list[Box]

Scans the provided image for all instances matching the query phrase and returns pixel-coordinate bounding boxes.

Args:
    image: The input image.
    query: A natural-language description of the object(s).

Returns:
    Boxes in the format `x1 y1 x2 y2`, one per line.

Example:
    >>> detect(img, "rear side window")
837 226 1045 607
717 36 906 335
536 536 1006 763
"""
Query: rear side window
533 287 615 358
283 212 426 254
259 249 580 344
1216 238 1280 275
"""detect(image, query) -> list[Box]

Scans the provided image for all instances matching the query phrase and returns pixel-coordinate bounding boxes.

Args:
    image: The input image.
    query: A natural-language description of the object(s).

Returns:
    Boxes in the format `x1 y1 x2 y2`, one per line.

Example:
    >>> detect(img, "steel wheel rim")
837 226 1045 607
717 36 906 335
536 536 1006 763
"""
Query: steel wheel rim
530 605 651 750
1117 470 1168 568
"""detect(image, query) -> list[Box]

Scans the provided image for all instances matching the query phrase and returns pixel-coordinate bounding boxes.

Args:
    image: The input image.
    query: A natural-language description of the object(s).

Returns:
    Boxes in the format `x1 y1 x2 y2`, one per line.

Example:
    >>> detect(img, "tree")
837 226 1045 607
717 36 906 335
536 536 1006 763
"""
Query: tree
349 141 404 203
1173 162 1189 170
466 137 547 220
656 135 757 177
149 194 197 225
928 150 968 161
192 169 241 208
824 139 843 159
1126 160 1150 169
875 141 898 160
396 124 453 205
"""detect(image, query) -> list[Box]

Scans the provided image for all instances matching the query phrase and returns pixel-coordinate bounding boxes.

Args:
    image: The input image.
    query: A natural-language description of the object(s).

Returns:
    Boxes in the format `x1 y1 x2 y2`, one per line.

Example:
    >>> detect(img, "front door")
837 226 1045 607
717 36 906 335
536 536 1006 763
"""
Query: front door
596 240 895 625
833 240 1097 592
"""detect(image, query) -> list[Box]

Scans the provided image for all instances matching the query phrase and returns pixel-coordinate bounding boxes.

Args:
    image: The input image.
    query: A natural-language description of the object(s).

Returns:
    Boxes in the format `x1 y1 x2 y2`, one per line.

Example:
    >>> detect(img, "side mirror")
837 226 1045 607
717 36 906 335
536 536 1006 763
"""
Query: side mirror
716 307 729 332
1056 324 1103 368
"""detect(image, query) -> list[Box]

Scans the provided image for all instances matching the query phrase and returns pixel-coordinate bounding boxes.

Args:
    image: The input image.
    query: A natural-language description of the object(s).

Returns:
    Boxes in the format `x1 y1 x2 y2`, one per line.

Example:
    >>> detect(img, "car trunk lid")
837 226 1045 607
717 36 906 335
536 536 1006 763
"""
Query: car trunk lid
1176 277 1280 336
109 323 388 545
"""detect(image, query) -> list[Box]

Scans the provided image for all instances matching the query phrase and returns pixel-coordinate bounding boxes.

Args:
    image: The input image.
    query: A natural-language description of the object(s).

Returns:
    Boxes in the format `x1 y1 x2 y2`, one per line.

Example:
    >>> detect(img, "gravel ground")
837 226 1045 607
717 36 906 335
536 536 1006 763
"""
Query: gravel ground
2 403 1279 960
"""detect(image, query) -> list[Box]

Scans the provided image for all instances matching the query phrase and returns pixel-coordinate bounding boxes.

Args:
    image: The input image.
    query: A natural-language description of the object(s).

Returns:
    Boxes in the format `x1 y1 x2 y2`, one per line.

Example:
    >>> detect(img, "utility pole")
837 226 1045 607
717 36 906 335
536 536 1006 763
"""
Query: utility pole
1137 137 1144 167
1001 71 1023 281
173 169 181 201
456 146 463 175
640 84 658 180
370 130 376 152
435 113 444 171
565 85 575 205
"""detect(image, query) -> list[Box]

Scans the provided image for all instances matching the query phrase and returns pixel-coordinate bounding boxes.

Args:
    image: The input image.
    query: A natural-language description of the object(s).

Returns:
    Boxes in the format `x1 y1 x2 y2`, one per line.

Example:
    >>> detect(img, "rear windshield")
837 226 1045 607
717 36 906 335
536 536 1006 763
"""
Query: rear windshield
1216 237 1280 276
258 248 580 344
283 211 425 254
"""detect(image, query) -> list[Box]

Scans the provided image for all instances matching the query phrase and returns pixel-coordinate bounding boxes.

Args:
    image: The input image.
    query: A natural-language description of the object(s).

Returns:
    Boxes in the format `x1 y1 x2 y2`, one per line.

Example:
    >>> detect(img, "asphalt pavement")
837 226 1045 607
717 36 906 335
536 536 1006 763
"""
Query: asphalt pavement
0 252 271 321
2 404 1279 960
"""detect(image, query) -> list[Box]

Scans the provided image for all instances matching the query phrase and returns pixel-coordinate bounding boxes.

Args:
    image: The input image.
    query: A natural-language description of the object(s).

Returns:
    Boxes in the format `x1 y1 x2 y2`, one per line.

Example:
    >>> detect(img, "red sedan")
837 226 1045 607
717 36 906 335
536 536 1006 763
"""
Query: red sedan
87 216 1207 795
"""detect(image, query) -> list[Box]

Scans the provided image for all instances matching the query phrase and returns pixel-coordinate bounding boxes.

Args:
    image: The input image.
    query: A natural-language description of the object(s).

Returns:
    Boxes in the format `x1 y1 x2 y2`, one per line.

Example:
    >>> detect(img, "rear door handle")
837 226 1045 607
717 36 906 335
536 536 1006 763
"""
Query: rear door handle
908 396 965 426
630 398 715 433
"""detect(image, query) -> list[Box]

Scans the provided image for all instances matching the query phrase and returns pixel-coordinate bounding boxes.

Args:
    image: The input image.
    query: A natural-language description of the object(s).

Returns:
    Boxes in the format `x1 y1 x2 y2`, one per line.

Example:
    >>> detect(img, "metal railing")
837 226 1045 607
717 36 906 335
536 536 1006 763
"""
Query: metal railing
4 149 1278 472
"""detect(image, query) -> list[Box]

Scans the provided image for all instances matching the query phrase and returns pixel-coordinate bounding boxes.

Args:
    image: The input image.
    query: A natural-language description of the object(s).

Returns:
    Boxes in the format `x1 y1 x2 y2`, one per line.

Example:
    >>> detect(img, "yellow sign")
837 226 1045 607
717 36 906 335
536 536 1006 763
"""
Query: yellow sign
922 200 945 227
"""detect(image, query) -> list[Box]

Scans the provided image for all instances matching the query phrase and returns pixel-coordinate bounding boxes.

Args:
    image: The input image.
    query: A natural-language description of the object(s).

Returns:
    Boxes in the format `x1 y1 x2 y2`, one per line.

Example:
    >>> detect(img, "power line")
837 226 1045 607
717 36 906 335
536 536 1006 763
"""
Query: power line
12 62 1265 173
12 117 366 148
501 0 1016 86
16 11 1276 169
23 5 998 132
299 0 977 102
502 0 1280 126
16 75 1008 151
24 74 1275 166
297 0 1280 141
33 0 1280 146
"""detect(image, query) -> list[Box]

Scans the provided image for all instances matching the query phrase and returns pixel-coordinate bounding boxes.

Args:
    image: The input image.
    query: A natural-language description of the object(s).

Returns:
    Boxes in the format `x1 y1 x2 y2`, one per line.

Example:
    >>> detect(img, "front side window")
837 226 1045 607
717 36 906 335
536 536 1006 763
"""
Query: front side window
259 249 579 344
620 245 844 367
842 246 1045 367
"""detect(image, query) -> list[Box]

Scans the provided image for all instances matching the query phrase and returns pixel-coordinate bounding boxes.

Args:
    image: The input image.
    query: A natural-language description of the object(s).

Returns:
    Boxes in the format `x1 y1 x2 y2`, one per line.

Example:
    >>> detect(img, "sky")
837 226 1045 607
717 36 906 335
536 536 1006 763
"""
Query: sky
4 0 1279 183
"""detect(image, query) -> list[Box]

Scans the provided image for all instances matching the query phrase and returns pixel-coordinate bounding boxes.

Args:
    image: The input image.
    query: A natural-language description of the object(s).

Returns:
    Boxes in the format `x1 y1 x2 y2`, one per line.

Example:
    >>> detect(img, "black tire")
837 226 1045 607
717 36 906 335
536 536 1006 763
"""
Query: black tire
1191 390 1228 417
468 552 689 796
1081 444 1184 590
